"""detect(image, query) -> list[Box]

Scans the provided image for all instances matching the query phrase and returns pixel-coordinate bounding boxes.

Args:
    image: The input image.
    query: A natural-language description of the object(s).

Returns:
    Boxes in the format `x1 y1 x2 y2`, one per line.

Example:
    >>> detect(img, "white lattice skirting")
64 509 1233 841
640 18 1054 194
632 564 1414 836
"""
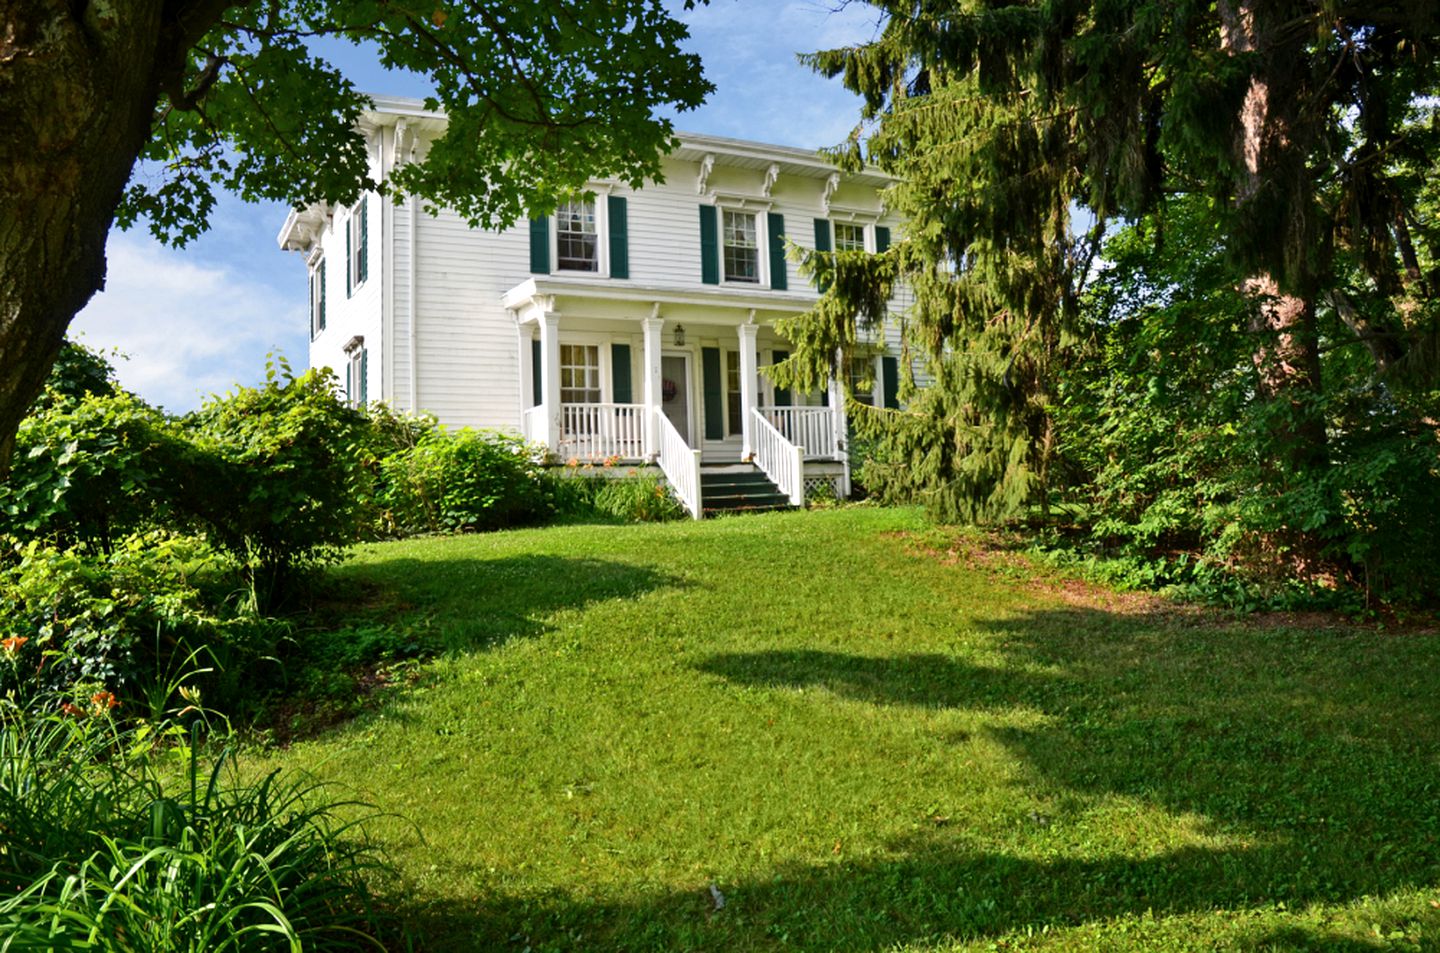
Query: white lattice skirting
803 475 842 501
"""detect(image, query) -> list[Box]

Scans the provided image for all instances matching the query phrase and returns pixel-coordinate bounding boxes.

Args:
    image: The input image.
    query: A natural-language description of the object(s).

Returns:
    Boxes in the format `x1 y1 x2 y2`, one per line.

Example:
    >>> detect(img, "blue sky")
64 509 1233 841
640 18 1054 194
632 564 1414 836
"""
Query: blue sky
72 0 883 413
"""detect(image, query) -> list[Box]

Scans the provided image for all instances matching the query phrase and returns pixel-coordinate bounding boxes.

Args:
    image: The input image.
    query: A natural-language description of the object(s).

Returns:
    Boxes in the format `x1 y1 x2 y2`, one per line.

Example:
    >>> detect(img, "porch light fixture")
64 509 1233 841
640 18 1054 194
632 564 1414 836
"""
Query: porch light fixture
673 324 686 346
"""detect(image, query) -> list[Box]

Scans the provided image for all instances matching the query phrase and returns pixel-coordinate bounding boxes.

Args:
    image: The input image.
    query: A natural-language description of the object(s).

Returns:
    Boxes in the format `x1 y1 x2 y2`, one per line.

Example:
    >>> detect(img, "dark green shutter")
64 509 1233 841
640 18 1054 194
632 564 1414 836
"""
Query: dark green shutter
358 200 369 283
345 224 352 298
611 343 632 403
812 218 832 252
531 339 542 405
882 355 900 409
813 218 832 292
608 195 629 279
699 205 719 285
529 216 550 274
876 226 891 253
771 349 791 406
767 212 787 290
702 347 723 439
821 385 829 407
318 259 326 330
359 349 368 405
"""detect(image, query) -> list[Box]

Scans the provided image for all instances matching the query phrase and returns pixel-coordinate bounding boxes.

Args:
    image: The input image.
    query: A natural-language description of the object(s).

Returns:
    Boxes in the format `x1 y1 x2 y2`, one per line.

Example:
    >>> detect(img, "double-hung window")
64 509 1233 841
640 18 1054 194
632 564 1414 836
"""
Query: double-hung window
849 356 876 406
556 198 599 272
345 344 368 408
309 258 326 338
834 222 866 253
722 210 760 283
348 198 368 293
560 344 602 404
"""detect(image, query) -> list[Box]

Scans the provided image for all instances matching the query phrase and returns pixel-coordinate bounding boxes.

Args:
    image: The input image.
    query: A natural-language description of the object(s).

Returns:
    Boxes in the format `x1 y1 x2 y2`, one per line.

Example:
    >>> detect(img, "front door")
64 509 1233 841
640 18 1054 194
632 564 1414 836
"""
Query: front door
661 354 692 444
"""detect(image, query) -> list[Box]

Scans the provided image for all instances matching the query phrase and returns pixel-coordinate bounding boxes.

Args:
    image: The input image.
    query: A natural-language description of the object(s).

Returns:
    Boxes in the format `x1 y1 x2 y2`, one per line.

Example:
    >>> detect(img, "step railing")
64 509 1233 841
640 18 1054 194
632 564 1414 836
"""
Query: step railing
751 409 805 507
655 410 702 519
757 406 838 460
557 402 646 461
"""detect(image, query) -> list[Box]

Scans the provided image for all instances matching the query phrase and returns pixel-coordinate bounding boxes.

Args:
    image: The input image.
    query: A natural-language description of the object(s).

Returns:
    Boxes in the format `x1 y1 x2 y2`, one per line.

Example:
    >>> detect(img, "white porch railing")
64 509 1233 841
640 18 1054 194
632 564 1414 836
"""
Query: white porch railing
558 403 646 461
521 404 546 445
757 406 839 459
655 409 702 519
752 409 805 507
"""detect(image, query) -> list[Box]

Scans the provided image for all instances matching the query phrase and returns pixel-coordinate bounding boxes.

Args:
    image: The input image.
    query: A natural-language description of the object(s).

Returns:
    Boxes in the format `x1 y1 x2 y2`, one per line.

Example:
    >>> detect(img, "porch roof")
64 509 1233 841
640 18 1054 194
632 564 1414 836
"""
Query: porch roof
503 277 819 327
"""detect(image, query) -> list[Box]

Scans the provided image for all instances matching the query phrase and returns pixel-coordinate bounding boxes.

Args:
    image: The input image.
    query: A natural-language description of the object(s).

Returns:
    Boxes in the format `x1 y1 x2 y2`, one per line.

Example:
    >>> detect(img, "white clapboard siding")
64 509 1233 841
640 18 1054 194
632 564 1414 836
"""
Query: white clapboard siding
409 211 530 429
299 124 920 434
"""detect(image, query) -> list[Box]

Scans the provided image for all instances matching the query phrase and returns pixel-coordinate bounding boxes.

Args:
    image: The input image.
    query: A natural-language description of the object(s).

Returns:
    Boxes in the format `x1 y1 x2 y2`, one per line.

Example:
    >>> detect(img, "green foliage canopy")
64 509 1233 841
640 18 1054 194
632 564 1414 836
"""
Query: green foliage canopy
121 0 716 241
785 1 1440 592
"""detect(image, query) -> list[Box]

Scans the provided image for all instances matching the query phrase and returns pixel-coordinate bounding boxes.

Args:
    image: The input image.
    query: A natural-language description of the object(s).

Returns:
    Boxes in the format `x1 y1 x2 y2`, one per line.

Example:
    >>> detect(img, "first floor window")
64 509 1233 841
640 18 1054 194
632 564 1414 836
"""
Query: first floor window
722 210 759 283
556 198 599 272
849 356 875 406
308 259 327 337
834 222 866 252
346 346 368 408
560 344 601 404
726 350 743 436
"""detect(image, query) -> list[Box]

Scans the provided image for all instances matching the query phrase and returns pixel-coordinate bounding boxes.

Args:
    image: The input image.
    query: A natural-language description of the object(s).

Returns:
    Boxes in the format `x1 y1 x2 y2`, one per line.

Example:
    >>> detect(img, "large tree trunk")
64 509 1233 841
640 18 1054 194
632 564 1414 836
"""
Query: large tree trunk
1218 1 1328 473
0 0 226 472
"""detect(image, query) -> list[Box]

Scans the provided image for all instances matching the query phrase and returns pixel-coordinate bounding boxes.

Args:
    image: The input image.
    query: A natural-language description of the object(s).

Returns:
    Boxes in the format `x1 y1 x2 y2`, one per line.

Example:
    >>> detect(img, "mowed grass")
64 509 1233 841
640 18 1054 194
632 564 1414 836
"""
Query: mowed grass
251 507 1440 951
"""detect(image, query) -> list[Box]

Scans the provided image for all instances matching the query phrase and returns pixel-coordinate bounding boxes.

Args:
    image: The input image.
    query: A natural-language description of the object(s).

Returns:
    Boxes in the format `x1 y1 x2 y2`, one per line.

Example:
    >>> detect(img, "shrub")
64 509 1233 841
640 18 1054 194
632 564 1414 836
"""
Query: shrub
182 358 373 611
591 474 686 522
0 536 277 714
377 428 548 534
0 391 187 552
0 704 393 951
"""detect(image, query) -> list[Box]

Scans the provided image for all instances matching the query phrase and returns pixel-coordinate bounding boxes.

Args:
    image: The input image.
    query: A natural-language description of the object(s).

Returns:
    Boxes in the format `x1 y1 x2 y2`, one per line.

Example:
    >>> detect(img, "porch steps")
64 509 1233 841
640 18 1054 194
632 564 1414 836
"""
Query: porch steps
700 466 792 518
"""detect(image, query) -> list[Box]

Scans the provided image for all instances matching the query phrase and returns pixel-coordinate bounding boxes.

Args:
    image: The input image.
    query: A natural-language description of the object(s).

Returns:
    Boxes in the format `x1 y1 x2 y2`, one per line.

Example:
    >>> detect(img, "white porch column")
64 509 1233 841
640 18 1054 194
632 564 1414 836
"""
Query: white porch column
641 314 664 458
738 321 759 459
538 311 562 452
516 323 535 417
829 349 851 497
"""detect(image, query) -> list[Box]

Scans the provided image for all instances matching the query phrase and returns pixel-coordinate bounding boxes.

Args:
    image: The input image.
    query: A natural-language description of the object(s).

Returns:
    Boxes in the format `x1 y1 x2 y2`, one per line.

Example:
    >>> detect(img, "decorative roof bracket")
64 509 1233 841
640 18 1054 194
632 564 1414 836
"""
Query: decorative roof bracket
762 163 780 197
822 172 841 214
696 153 716 195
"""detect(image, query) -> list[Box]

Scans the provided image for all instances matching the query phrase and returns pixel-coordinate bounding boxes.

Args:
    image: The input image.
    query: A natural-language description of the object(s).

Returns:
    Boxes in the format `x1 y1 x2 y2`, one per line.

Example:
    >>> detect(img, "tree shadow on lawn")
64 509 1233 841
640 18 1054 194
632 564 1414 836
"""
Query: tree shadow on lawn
328 553 685 654
400 603 1440 950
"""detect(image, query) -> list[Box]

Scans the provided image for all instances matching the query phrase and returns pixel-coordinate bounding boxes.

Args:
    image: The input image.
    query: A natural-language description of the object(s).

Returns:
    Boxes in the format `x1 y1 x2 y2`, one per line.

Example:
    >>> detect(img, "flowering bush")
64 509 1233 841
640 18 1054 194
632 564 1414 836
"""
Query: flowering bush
377 428 550 534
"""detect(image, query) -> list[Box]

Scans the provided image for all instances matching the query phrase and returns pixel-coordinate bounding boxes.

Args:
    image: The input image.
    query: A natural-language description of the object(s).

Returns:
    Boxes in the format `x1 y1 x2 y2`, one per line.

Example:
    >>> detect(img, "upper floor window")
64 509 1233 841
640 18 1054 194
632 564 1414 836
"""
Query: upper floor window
560 344 601 403
556 198 599 272
834 222 866 253
722 210 759 283
348 198 368 294
309 258 326 338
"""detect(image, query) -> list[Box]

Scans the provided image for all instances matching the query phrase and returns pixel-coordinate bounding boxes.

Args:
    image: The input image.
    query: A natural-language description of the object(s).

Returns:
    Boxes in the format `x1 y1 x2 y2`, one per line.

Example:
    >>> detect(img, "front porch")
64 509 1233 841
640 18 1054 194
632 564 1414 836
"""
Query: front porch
506 278 860 519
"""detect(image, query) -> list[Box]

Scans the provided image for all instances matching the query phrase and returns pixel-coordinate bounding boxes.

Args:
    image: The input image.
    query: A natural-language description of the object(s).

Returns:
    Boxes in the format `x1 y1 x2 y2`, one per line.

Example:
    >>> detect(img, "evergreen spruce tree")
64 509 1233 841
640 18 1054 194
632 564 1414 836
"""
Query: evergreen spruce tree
785 2 1440 551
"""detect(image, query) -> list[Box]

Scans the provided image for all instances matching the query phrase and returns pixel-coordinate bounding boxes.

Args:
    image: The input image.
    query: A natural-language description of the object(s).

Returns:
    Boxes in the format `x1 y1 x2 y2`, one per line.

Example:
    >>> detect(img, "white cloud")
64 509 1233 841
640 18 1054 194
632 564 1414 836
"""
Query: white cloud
71 234 308 414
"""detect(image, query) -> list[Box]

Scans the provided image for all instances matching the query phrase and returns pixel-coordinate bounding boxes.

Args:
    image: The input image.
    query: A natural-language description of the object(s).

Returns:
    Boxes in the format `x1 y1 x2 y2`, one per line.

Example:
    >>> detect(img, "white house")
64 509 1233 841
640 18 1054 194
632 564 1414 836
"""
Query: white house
278 96 908 517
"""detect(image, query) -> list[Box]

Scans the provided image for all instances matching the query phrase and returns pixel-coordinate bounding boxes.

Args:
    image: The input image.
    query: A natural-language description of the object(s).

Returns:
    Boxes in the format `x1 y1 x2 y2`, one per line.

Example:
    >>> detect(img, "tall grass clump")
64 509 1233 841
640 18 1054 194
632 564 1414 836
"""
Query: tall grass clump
0 695 396 951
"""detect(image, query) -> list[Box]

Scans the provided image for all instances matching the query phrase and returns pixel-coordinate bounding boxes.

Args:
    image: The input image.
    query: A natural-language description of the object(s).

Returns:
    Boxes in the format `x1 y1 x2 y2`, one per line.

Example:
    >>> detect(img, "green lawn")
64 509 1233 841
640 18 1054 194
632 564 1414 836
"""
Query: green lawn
253 507 1440 951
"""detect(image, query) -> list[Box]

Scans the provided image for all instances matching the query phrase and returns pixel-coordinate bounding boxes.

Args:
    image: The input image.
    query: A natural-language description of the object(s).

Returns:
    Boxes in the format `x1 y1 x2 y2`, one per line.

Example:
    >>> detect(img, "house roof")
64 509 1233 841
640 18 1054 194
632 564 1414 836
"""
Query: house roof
360 94 892 186
278 94 890 251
